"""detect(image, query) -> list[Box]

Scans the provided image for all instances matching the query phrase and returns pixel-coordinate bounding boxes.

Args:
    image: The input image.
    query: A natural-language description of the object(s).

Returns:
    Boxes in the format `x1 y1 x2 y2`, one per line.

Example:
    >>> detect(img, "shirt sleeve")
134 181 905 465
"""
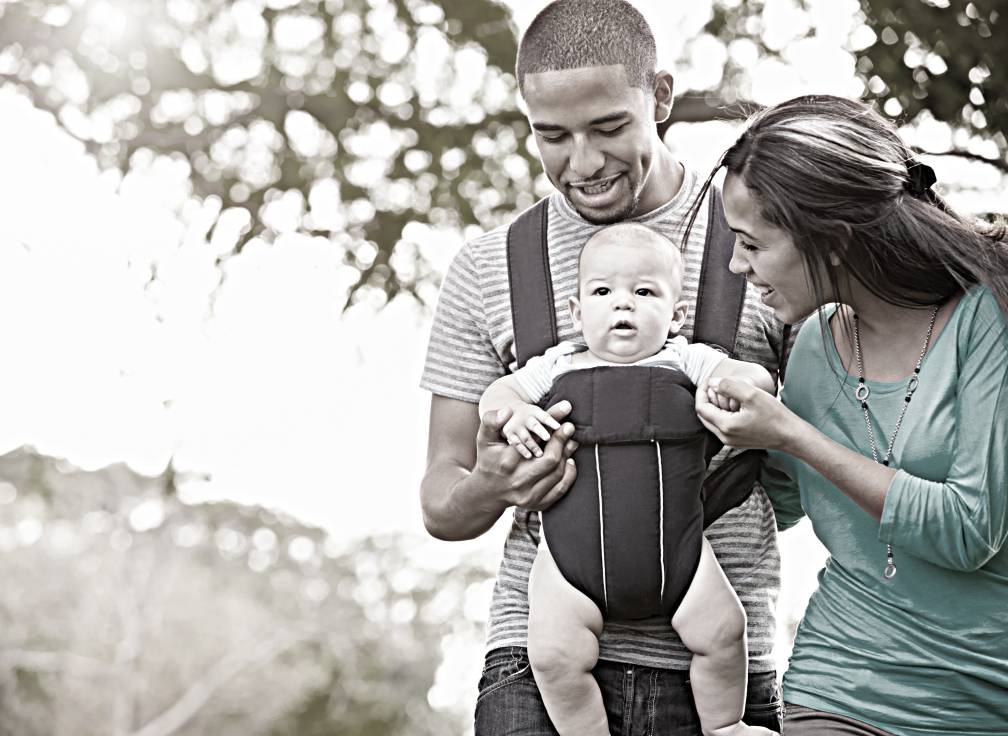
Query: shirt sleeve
879 292 1008 571
511 342 577 402
419 245 504 403
680 341 728 386
761 450 804 531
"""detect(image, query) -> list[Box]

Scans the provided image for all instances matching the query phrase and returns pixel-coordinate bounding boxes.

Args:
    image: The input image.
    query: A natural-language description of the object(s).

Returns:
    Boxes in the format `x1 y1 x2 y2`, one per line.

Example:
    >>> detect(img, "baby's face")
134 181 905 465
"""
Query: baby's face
571 230 687 363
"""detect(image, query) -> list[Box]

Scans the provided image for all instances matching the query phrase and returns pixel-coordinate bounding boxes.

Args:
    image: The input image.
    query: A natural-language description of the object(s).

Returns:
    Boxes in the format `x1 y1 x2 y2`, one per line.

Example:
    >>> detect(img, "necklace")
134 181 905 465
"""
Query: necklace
852 304 939 580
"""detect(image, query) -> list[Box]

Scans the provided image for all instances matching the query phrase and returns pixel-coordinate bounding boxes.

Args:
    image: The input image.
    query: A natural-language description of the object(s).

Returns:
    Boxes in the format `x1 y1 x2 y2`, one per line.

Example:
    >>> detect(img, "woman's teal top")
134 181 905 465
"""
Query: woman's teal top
763 286 1008 735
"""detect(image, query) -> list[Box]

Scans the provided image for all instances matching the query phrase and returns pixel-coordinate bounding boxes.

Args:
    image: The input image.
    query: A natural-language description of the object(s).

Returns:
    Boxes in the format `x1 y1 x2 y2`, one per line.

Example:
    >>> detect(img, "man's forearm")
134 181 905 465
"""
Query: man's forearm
421 463 509 541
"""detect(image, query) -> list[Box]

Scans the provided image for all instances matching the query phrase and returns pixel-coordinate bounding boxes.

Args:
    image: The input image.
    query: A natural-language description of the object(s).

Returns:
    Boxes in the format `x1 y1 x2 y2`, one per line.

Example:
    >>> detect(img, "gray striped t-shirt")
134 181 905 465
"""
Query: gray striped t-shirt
421 167 792 672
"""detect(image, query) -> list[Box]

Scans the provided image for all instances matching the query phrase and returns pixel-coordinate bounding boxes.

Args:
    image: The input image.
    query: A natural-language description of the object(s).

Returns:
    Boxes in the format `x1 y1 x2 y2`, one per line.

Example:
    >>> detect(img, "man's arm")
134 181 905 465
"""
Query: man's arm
420 395 578 541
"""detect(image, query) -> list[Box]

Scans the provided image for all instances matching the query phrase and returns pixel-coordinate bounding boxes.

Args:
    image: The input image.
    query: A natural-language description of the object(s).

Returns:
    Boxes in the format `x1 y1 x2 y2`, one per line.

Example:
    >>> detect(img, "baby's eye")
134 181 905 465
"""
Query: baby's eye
635 288 653 297
593 286 610 296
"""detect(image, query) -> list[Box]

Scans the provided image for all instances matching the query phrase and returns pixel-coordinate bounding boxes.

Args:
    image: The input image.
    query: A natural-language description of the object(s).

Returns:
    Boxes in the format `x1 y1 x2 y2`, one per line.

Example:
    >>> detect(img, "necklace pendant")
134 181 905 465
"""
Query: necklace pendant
855 383 870 401
883 563 897 579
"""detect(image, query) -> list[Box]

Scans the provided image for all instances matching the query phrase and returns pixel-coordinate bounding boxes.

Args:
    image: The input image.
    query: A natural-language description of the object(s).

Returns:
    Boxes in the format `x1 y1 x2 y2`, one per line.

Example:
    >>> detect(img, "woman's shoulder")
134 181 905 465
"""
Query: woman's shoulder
953 284 1008 347
791 305 838 352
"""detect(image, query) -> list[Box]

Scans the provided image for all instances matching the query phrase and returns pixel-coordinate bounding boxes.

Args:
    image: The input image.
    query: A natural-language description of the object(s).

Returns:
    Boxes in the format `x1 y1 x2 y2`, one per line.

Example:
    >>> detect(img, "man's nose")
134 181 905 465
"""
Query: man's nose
569 137 605 180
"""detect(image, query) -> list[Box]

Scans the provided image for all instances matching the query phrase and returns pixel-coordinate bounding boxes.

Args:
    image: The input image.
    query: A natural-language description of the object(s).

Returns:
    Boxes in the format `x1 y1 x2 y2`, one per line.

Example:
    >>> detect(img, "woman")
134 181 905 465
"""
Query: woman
691 95 1008 735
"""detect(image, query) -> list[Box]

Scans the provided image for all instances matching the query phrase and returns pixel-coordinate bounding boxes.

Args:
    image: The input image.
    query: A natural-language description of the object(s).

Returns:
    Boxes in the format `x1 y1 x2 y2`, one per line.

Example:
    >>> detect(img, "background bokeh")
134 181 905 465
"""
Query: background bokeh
0 0 1003 733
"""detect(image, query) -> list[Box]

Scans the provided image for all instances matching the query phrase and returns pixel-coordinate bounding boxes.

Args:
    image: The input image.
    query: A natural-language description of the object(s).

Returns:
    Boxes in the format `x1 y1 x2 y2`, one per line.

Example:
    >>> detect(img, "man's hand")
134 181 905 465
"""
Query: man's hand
476 400 578 509
499 401 567 459
421 396 579 541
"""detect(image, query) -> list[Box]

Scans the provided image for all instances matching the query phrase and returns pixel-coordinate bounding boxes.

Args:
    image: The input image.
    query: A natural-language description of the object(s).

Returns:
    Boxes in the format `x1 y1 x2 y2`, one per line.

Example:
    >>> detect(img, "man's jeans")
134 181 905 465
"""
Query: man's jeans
474 646 782 736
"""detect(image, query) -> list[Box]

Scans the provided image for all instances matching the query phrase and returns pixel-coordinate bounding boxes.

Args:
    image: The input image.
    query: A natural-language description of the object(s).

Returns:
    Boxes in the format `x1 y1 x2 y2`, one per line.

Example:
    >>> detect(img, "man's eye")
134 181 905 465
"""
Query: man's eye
598 125 626 137
593 287 610 296
539 132 566 143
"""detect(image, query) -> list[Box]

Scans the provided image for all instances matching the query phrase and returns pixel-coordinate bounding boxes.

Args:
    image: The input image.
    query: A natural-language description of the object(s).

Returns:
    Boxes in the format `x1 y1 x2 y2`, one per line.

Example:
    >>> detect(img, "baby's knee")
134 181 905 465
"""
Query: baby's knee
528 623 599 680
681 596 747 655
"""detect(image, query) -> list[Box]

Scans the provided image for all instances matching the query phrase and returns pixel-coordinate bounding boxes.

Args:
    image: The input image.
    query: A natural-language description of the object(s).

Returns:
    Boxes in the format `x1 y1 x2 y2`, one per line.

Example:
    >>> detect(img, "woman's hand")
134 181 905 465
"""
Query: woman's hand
695 376 799 451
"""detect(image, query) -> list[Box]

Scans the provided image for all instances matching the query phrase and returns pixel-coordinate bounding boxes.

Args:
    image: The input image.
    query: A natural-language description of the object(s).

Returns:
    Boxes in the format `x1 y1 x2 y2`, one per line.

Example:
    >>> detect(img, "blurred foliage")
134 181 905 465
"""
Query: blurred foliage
0 0 540 310
0 0 1003 312
0 448 490 735
856 0 1004 159
703 0 1006 169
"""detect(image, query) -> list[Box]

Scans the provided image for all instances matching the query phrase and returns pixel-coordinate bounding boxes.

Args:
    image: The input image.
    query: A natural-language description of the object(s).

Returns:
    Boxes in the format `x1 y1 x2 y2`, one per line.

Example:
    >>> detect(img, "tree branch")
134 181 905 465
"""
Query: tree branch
915 148 1008 174
0 649 113 675
127 629 315 736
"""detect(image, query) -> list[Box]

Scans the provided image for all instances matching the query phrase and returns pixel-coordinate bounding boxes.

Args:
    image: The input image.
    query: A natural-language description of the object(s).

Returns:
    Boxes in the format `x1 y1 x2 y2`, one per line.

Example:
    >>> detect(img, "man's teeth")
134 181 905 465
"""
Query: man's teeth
581 179 614 194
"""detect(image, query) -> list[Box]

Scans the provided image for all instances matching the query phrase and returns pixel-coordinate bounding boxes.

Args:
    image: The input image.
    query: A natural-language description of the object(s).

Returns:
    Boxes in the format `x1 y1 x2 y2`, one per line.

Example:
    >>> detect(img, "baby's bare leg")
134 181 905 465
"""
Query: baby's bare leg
672 538 778 736
528 540 609 736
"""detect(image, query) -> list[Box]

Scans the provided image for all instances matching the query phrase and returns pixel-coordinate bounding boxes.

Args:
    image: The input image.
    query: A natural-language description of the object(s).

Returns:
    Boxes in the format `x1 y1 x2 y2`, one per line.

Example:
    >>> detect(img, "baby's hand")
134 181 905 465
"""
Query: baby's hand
706 376 758 412
502 403 563 459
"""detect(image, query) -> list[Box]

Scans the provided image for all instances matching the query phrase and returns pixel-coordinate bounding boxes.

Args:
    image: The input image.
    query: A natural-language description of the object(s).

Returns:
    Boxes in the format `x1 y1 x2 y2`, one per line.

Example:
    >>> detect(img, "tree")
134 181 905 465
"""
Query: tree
0 447 490 735
697 0 1006 172
0 0 540 310
1 0 1003 313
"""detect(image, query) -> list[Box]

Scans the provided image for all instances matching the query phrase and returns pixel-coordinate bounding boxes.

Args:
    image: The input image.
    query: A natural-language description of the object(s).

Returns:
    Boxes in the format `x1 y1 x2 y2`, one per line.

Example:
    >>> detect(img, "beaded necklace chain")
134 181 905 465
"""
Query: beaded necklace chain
852 304 939 580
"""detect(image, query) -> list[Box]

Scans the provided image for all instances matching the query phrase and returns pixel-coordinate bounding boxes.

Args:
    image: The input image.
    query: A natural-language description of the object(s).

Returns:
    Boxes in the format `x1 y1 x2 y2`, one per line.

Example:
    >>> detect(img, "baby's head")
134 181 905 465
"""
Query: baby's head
570 223 689 363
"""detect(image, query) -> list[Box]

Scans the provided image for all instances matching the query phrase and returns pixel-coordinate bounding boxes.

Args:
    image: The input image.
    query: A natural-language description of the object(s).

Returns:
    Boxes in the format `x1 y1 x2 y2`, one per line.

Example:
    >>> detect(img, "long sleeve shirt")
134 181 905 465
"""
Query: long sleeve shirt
763 286 1008 736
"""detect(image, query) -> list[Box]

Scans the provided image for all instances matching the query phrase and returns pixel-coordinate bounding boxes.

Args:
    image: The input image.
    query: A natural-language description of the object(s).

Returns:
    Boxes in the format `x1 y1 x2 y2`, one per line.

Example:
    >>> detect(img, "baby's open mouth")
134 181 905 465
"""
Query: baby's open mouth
611 320 636 332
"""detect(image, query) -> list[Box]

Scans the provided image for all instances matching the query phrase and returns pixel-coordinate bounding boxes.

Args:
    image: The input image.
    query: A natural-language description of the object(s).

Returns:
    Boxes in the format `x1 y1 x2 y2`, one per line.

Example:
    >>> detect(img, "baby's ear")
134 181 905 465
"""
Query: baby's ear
669 300 689 335
568 296 582 330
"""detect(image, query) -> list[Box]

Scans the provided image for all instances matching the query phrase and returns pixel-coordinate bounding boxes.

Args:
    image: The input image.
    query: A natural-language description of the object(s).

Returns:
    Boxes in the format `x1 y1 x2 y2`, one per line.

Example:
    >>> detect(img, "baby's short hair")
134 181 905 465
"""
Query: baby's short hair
577 223 684 291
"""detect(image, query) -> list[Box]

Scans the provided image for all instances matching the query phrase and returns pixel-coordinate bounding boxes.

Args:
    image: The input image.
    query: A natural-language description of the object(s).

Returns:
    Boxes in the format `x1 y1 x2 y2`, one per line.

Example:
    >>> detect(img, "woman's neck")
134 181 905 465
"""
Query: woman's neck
833 287 958 382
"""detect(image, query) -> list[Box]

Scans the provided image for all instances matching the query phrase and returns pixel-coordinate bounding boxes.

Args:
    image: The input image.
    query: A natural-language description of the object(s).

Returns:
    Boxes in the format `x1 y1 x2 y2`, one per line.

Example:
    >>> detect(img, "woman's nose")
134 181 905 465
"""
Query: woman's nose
728 245 749 275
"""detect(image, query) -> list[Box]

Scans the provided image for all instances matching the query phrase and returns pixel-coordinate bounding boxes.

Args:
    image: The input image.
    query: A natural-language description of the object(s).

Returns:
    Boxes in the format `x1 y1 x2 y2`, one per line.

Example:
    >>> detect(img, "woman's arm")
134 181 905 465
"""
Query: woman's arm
698 297 1008 571
697 383 896 521
880 305 1008 571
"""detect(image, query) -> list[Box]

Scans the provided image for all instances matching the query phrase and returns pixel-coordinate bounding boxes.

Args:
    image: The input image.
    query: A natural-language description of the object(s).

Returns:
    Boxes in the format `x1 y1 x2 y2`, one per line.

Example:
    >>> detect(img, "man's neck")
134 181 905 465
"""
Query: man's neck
635 143 684 216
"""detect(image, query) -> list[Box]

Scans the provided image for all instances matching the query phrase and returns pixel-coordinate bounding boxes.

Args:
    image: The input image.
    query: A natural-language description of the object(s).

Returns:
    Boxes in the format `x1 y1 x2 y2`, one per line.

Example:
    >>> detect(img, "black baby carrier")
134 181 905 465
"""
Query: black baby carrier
506 187 782 620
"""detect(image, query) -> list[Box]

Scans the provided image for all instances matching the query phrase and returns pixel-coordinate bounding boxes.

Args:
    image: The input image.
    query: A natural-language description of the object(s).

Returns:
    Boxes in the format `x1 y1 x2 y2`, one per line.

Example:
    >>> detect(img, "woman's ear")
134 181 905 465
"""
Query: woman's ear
829 226 853 266
569 296 583 331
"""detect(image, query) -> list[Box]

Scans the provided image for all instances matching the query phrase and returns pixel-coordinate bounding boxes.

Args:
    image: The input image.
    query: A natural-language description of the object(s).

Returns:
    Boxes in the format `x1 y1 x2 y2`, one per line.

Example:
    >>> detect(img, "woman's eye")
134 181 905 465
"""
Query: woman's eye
737 239 757 252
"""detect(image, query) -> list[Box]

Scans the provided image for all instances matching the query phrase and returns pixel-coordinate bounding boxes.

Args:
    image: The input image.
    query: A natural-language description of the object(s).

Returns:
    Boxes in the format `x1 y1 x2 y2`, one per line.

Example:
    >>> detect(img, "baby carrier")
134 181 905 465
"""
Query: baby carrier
506 187 785 620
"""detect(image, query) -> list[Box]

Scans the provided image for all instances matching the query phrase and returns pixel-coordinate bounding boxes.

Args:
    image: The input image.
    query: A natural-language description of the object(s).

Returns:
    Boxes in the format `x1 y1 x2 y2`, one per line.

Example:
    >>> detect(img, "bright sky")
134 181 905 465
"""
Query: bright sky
1 0 1004 720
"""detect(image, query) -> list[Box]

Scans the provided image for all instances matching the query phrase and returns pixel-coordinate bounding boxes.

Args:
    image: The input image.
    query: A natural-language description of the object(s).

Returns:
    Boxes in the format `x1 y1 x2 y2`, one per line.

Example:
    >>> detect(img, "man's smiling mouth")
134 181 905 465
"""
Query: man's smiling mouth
570 173 622 196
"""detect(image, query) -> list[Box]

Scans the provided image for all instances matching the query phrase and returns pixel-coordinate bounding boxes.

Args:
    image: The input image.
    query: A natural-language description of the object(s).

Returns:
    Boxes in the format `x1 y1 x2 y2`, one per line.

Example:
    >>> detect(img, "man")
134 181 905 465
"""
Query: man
420 1 791 733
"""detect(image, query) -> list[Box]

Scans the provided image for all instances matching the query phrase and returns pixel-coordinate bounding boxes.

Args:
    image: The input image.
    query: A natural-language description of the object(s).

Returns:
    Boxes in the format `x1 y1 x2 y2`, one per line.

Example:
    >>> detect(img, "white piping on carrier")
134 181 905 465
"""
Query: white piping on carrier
595 443 607 612
654 440 666 600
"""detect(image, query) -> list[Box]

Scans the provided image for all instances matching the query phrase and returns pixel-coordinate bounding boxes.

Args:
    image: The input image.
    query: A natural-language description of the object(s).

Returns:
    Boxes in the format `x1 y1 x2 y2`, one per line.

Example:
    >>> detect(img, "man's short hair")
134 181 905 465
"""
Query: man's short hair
516 0 657 94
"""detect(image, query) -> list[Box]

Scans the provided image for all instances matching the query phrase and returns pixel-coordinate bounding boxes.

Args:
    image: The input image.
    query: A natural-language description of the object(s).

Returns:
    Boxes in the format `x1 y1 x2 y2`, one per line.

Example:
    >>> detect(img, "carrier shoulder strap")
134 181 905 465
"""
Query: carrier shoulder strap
692 184 746 357
506 188 747 368
506 197 556 370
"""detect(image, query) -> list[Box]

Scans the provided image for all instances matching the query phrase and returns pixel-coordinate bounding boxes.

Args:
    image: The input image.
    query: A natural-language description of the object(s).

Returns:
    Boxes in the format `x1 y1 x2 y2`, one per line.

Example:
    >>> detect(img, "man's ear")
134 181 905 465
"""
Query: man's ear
669 299 689 335
569 296 583 331
653 70 674 124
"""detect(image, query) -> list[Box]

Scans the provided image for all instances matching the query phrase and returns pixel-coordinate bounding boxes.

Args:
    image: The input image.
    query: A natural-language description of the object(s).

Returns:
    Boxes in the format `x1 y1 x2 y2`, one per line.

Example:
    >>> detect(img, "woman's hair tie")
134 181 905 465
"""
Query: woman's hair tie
905 160 937 196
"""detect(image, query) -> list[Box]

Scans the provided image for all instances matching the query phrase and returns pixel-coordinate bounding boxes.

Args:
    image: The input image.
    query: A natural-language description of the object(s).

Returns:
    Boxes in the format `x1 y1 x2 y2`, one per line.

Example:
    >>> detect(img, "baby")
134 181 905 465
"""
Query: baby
479 223 777 736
